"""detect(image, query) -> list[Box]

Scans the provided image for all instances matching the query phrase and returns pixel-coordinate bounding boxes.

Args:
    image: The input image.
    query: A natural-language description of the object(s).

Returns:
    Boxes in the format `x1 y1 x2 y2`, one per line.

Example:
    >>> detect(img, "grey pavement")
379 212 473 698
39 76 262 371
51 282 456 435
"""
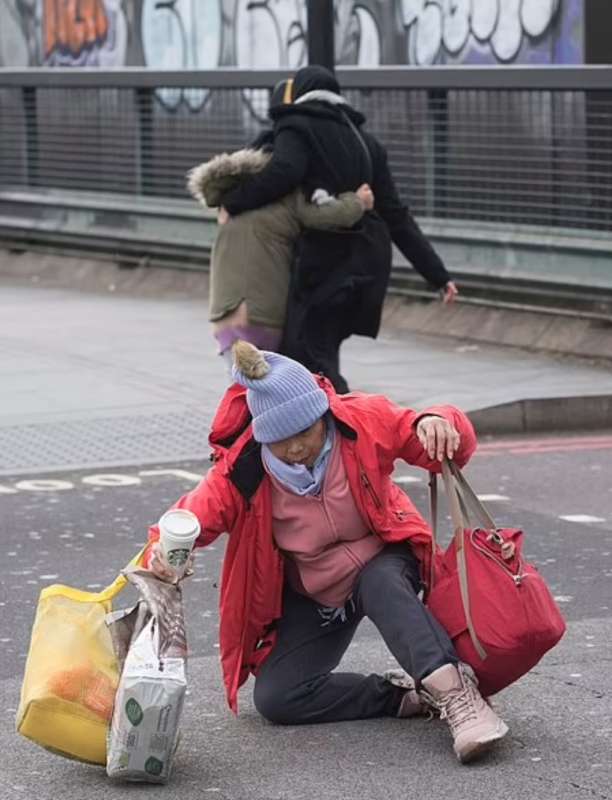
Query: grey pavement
1 272 612 475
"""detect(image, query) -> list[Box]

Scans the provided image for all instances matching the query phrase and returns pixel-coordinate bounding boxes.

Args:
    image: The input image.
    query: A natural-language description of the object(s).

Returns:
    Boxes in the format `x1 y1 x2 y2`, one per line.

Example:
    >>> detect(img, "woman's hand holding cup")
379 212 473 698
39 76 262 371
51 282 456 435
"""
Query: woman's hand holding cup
149 508 201 582
148 541 196 583
149 541 177 582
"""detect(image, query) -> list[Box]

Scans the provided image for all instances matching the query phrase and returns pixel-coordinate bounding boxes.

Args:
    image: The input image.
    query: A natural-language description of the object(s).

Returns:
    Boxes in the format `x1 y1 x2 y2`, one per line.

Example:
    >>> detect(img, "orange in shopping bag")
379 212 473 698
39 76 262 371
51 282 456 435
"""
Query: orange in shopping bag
83 668 116 720
48 663 116 721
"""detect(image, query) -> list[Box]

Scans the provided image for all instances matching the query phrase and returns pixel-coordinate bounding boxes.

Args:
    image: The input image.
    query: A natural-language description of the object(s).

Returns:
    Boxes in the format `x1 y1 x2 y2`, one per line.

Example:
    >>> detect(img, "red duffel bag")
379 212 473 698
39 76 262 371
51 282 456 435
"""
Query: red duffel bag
426 459 566 697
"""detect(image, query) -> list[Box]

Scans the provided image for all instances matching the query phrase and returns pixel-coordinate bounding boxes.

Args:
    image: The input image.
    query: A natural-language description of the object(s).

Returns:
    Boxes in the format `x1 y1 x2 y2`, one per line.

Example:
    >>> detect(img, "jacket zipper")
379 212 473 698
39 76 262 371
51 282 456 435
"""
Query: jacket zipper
360 468 382 510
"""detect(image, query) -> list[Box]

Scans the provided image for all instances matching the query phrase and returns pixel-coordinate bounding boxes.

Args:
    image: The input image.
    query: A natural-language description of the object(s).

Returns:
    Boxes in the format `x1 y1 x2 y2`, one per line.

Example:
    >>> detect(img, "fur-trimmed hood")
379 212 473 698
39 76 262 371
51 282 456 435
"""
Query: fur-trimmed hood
187 148 272 208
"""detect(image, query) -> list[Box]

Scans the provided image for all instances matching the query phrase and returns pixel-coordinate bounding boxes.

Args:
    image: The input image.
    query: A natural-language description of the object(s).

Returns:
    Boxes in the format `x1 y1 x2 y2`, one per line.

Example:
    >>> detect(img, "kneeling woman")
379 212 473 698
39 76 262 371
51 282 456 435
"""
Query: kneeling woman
145 342 508 763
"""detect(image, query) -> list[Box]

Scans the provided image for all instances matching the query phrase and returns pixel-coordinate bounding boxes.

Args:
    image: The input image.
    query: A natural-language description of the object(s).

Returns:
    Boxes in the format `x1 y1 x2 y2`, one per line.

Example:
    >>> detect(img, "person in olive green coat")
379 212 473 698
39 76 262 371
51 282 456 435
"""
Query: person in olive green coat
187 148 372 365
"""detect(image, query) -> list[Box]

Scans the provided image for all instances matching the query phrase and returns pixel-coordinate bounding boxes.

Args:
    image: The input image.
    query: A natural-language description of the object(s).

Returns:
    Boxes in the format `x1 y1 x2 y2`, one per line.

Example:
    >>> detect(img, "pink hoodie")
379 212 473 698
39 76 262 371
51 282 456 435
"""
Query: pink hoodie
268 434 384 607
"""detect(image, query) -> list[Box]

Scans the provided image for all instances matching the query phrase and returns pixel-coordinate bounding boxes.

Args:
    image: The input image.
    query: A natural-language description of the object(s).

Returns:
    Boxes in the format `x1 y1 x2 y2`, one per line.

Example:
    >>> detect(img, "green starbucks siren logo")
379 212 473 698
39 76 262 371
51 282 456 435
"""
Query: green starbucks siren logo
145 756 164 776
125 697 144 726
167 548 190 566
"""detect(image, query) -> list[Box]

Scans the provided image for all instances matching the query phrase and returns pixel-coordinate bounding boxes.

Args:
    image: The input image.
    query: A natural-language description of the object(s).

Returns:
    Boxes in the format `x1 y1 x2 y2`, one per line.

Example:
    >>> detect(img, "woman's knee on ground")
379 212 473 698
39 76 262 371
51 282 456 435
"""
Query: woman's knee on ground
253 673 299 725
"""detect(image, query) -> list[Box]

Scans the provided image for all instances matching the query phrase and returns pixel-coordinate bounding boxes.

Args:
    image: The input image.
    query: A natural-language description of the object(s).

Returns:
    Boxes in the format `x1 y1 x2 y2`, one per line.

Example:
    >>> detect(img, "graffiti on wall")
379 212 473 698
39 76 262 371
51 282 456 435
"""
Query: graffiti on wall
401 0 561 65
0 0 583 72
42 0 127 65
139 0 222 109
0 0 37 66
234 0 306 69
0 0 126 67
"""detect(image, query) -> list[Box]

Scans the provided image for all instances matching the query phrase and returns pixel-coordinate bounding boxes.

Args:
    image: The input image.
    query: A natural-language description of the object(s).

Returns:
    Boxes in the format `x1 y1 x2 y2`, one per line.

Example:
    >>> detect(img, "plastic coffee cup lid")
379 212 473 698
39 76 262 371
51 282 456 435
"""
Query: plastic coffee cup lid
159 509 200 540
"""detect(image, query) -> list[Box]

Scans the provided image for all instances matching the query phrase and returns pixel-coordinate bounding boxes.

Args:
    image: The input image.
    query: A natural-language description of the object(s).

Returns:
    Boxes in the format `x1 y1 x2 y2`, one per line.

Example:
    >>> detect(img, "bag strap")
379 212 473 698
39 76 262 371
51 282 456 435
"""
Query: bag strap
428 467 471 589
340 110 373 185
428 471 438 592
430 461 491 660
40 546 147 605
448 460 497 532
96 546 147 603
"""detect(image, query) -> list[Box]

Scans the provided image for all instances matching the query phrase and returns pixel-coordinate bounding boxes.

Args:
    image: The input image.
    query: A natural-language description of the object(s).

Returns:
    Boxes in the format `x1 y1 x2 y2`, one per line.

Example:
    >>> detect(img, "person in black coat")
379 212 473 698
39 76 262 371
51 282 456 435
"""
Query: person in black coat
221 66 457 393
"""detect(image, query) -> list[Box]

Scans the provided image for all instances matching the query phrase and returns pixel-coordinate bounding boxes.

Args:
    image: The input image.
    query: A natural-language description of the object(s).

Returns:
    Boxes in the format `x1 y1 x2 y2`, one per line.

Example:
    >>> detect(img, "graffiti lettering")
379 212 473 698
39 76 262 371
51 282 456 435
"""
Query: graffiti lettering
0 0 579 70
41 0 126 66
401 0 561 65
140 0 222 110
337 0 382 66
471 0 497 42
490 0 522 62
234 0 305 69
442 0 470 55
0 0 28 66
43 0 108 60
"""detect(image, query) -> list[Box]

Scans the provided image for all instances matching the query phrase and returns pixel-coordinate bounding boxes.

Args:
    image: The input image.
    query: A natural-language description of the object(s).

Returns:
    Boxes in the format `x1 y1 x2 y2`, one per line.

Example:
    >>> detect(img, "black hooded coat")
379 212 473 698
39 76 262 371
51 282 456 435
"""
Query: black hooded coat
222 66 450 341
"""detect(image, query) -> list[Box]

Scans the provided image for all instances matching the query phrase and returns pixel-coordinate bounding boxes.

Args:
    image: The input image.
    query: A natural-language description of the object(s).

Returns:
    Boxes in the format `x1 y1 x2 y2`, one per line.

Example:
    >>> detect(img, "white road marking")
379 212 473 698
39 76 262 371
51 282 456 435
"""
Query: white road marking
139 469 202 482
1 467 203 494
82 473 142 487
559 514 605 524
554 595 574 603
15 479 73 492
394 476 422 485
477 494 509 502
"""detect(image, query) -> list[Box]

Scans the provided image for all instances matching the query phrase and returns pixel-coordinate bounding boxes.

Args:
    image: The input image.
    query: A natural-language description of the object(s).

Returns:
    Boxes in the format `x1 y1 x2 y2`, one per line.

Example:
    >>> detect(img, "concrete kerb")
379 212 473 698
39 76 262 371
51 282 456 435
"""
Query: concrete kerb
468 394 612 436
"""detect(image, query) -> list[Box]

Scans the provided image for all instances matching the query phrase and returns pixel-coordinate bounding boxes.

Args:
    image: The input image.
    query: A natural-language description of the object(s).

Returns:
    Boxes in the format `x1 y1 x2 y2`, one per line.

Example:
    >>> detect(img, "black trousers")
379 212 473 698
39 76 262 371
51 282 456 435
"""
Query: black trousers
253 544 458 725
281 305 350 394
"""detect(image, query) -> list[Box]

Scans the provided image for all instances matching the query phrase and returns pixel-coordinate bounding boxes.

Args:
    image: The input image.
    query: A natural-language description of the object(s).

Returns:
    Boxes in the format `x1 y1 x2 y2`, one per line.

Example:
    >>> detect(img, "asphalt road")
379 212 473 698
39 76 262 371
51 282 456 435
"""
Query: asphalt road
1 433 611 799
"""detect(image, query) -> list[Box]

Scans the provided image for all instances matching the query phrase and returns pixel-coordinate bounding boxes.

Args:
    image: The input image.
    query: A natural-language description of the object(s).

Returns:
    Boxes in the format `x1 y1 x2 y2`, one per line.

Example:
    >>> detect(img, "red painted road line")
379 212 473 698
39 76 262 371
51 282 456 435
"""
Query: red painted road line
476 441 612 457
477 435 612 451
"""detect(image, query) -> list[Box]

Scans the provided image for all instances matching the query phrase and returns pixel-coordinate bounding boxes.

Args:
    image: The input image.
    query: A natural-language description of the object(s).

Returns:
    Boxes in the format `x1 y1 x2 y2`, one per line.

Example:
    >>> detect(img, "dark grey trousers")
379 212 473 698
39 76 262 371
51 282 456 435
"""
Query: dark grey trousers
253 544 458 725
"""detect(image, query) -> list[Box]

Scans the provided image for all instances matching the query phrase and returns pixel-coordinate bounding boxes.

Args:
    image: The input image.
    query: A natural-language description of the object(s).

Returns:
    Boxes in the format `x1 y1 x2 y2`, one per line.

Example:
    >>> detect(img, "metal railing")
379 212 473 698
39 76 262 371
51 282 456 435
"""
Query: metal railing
1 66 612 234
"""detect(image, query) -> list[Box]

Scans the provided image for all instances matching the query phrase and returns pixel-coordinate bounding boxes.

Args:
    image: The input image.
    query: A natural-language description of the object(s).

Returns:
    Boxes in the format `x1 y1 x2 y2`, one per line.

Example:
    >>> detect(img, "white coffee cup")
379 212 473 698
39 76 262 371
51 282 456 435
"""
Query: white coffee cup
158 509 201 577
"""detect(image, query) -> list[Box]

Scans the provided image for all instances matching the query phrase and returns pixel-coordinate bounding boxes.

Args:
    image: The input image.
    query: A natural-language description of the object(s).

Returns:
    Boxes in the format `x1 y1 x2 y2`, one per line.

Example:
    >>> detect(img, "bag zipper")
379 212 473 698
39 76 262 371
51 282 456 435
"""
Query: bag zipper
470 530 527 586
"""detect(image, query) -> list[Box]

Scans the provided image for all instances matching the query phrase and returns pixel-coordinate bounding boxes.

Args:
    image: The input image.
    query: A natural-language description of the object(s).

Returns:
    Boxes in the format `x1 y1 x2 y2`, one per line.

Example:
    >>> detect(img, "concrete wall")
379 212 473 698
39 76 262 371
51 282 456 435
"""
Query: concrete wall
0 0 583 70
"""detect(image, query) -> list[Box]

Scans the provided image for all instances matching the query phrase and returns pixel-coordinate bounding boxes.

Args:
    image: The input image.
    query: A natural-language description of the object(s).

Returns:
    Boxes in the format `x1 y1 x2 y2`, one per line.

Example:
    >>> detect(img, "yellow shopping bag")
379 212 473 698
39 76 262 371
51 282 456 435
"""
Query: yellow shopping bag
16 548 145 765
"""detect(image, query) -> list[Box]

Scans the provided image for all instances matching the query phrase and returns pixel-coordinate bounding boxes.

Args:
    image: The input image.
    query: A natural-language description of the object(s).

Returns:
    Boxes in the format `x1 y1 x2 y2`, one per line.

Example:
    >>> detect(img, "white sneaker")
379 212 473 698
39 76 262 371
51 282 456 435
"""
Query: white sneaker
420 663 508 763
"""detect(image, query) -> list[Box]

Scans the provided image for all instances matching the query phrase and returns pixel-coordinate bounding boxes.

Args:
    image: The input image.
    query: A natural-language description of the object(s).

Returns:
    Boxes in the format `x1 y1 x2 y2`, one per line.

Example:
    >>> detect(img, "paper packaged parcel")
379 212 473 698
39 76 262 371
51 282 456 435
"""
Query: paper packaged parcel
106 569 187 783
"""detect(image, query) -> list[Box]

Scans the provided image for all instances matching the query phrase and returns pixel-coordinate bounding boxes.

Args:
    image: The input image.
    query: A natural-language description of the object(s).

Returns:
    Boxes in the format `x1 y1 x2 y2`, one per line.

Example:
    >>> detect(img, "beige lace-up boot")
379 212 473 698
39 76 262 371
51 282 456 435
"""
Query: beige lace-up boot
421 663 508 763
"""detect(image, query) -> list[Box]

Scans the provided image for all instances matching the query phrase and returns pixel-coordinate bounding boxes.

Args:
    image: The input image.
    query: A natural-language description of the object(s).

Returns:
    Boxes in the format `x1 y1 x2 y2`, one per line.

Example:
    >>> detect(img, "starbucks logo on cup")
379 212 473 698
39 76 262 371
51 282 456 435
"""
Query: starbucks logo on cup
167 548 191 567
158 509 201 577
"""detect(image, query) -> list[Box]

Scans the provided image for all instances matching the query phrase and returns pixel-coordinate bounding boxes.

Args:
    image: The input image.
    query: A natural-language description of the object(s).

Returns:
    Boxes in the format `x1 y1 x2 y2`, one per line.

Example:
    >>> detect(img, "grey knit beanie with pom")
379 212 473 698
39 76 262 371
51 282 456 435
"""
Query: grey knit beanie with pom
231 341 329 444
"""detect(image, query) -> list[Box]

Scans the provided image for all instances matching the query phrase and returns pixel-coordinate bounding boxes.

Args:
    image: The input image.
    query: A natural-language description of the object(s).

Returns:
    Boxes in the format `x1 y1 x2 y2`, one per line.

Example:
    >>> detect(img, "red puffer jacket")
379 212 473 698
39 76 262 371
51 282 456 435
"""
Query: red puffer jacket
145 377 477 712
